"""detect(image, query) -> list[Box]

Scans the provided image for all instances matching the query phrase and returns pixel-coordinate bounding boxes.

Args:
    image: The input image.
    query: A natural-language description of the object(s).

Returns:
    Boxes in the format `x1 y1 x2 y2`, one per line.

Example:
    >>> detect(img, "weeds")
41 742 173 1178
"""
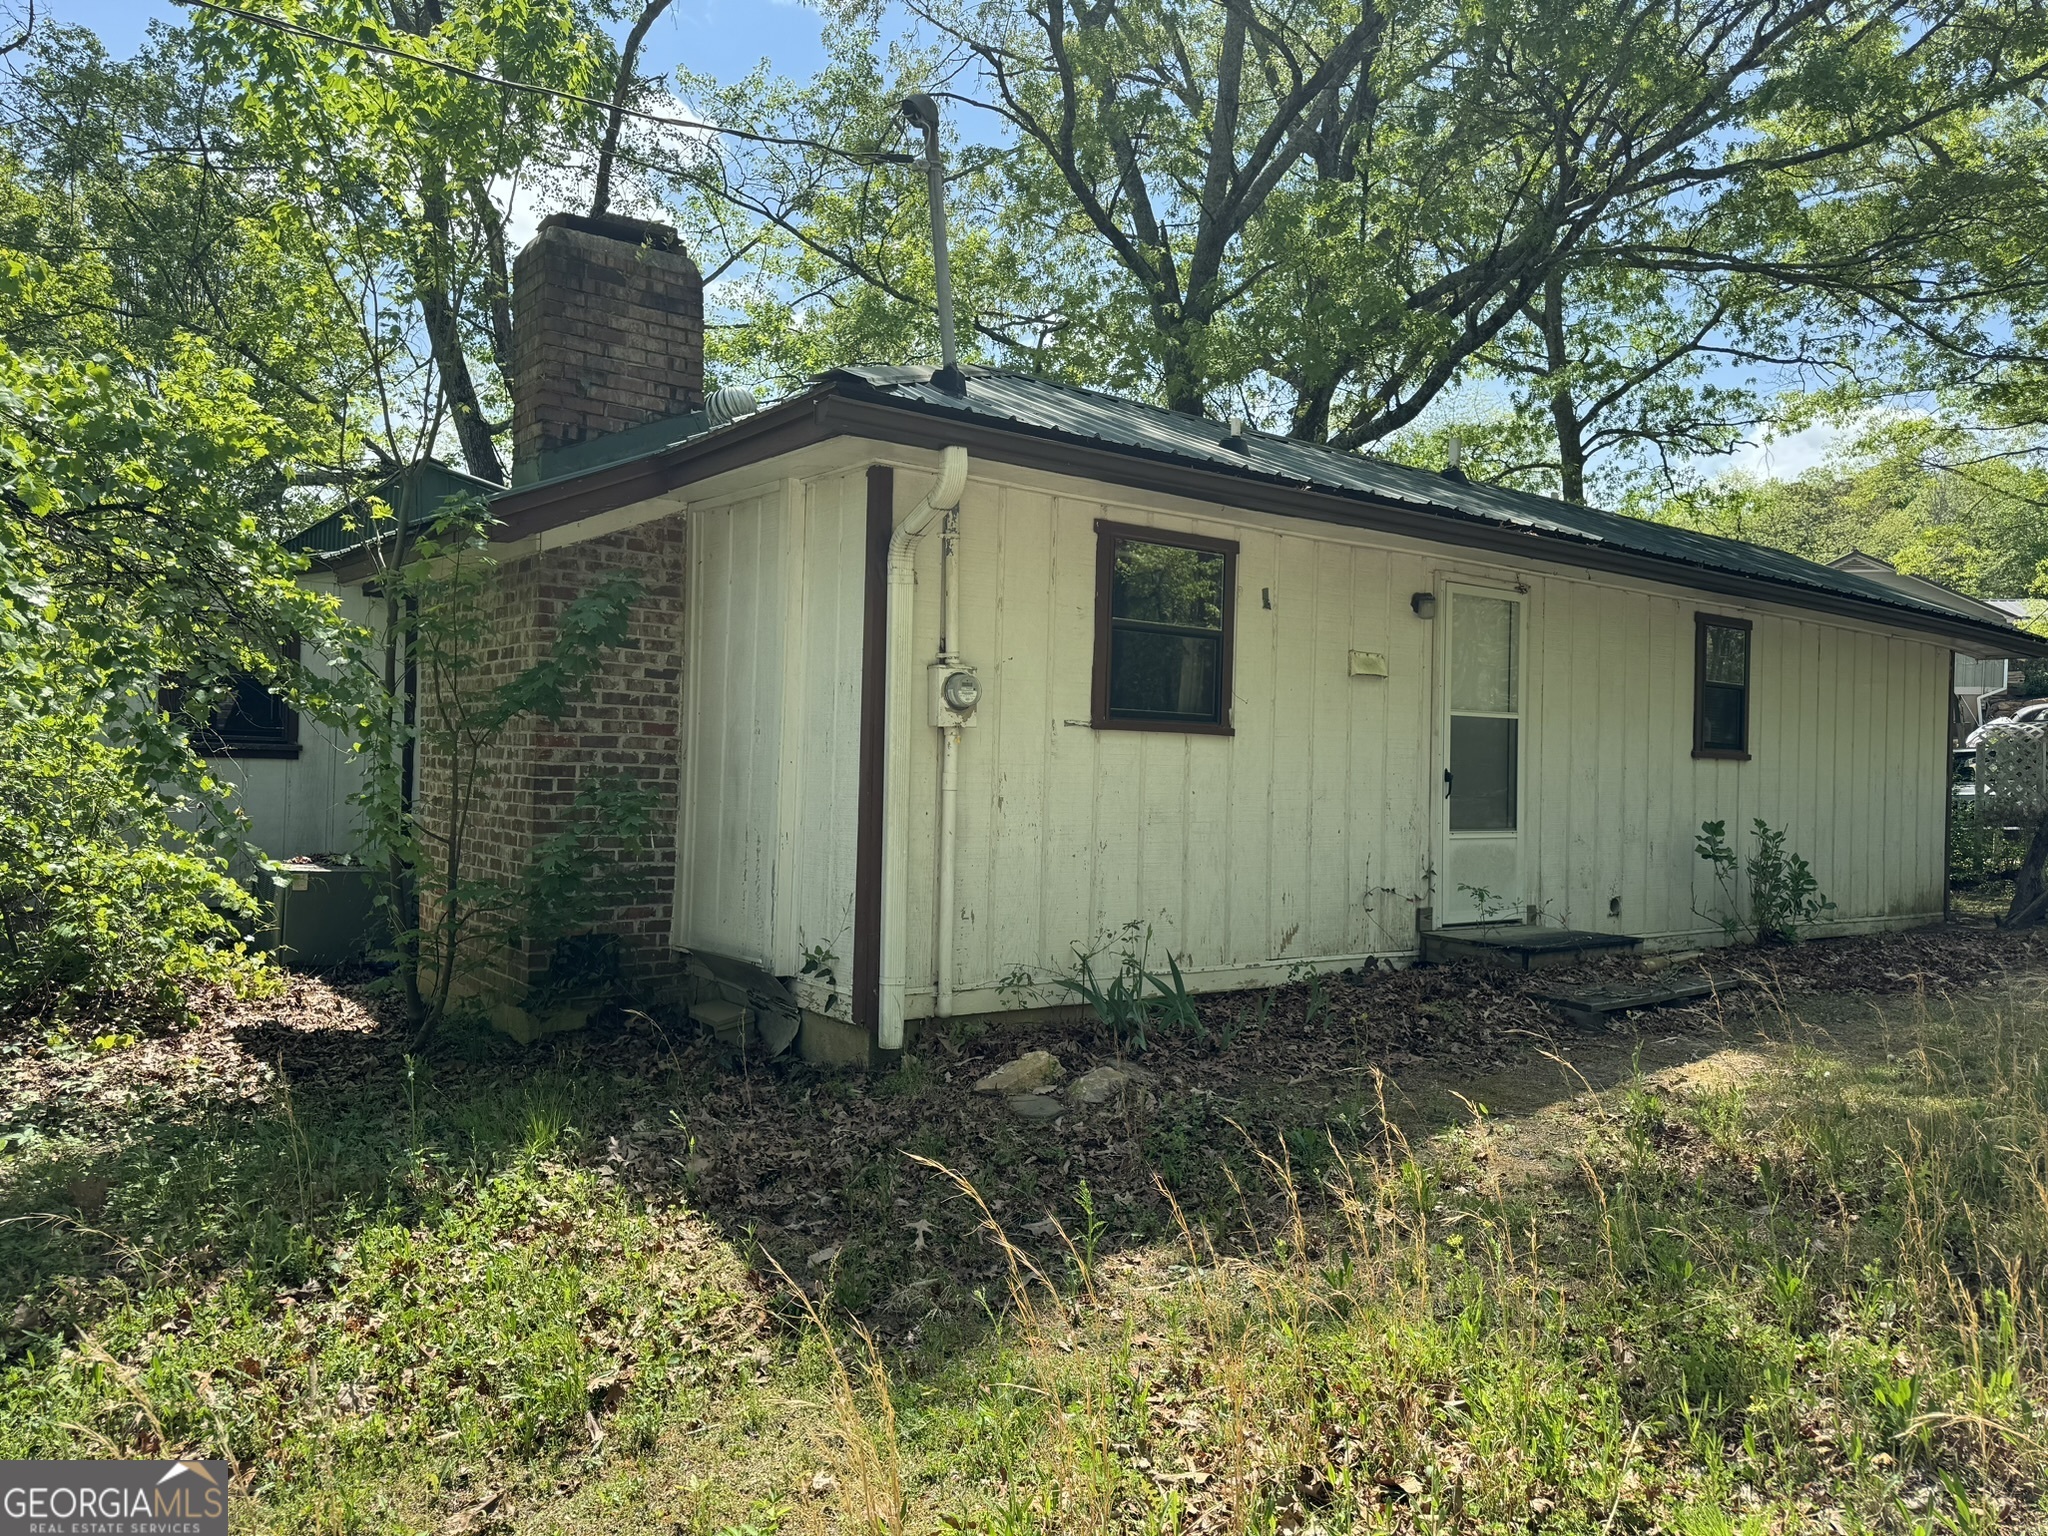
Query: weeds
11 973 2048 1531
1001 921 1205 1054
1697 817 1837 943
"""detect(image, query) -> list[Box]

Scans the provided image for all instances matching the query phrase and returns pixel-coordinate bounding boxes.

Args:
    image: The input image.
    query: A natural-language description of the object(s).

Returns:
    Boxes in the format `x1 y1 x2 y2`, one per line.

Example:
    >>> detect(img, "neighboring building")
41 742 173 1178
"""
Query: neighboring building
175 568 383 863
300 213 2042 1055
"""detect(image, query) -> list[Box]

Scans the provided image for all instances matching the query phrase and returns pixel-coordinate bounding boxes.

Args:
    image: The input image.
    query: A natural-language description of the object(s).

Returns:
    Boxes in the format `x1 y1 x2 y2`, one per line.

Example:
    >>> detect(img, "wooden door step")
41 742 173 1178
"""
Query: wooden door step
1527 974 1743 1032
1420 924 1641 971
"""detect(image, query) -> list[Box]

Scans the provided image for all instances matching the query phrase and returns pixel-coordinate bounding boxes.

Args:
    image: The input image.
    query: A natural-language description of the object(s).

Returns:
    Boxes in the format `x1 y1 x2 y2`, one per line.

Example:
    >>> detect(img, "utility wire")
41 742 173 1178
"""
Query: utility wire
172 0 917 165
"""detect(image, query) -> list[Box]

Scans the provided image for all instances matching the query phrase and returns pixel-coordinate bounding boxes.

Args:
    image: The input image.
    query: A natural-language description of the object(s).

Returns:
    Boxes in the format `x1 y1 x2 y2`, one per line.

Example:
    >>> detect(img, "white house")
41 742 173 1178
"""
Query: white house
301 215 2041 1055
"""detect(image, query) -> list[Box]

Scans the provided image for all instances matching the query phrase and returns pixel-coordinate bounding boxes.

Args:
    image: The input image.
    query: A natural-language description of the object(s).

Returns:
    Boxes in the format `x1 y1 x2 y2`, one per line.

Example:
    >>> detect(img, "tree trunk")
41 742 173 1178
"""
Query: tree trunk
591 0 675 218
2005 813 2048 927
1550 390 1587 504
415 168 505 486
416 273 504 486
1537 271 1587 503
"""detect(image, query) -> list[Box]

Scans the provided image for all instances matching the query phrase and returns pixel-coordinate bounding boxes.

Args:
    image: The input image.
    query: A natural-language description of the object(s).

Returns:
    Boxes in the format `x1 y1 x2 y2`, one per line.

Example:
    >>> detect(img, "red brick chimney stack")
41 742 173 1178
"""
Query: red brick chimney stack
511 212 705 467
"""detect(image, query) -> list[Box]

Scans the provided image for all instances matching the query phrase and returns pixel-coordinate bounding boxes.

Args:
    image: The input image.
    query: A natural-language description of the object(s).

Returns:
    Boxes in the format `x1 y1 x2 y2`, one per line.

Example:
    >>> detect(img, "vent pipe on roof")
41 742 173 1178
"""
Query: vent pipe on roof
899 94 966 396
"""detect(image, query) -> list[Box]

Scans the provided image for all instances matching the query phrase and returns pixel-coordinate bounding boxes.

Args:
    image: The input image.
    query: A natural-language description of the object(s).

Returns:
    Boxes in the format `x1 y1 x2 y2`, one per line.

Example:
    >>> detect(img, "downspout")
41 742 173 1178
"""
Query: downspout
936 506 963 1020
879 446 969 1052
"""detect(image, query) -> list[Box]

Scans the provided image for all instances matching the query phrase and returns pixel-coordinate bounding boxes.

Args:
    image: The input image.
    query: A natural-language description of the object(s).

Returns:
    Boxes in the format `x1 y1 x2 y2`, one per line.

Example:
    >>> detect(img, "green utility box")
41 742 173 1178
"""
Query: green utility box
254 862 388 969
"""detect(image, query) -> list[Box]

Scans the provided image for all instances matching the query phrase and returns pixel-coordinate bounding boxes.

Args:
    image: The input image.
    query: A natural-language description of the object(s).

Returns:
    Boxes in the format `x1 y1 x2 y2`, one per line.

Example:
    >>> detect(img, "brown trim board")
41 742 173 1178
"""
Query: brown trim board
448 384 2043 659
814 396 2046 659
852 465 893 1034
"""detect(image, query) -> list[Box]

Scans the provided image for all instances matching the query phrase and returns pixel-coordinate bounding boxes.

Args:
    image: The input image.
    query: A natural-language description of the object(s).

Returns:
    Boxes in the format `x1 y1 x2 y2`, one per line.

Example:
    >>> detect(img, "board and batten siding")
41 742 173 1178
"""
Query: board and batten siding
667 454 1951 1024
212 574 381 862
894 468 1949 1018
672 470 867 1000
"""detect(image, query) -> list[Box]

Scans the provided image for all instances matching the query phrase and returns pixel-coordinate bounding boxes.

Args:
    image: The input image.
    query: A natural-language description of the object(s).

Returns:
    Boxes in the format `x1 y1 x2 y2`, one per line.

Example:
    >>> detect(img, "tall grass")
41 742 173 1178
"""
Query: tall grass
797 987 2048 1533
11 981 2048 1532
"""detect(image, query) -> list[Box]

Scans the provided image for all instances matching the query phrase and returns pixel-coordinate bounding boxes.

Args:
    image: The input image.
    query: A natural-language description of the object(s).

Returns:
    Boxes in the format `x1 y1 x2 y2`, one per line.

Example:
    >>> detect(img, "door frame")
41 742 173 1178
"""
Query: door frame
1432 578 1530 926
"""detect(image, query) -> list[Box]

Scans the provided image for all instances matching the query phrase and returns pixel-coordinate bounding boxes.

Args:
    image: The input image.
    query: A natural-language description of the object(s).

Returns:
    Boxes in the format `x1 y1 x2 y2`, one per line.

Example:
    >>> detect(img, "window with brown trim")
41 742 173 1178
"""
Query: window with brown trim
1091 521 1236 733
159 642 303 760
1693 614 1752 759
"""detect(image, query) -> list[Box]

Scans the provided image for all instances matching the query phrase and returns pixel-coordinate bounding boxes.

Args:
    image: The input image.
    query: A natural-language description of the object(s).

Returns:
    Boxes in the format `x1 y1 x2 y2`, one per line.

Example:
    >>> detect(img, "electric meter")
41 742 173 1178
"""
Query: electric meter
929 663 981 727
942 670 981 712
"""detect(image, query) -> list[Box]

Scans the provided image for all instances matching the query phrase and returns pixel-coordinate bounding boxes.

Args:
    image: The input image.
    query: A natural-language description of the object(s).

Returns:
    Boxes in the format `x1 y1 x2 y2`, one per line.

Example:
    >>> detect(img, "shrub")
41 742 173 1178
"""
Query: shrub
1695 818 1836 944
0 702 268 1026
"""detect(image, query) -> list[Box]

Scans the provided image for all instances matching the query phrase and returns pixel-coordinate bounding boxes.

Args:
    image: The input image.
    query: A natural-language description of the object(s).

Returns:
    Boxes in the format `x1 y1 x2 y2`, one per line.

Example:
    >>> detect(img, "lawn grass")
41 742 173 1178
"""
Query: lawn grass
4 964 2048 1532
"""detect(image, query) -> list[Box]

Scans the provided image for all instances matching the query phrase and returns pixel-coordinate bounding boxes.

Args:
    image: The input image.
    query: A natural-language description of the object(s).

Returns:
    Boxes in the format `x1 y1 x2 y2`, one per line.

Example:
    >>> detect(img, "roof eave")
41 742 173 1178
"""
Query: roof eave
814 388 2048 659
342 378 2045 659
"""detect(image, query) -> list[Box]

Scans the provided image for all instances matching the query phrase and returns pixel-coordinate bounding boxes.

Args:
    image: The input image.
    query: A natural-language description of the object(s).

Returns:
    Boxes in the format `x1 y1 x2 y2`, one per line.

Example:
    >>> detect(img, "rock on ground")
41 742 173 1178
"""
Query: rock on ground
974 1050 1064 1095
1068 1064 1146 1107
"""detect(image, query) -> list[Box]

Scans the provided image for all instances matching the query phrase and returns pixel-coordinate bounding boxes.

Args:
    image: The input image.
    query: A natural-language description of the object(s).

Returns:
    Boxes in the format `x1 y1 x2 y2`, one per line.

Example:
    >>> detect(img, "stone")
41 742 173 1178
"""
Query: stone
1006 1093 1065 1122
974 1050 1065 1095
1068 1064 1144 1107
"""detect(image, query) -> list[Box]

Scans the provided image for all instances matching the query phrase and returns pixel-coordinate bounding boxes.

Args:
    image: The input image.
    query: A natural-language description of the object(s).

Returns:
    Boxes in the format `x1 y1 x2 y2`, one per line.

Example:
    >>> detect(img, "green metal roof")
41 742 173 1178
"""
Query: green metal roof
822 364 2020 643
311 362 2034 653
286 460 501 562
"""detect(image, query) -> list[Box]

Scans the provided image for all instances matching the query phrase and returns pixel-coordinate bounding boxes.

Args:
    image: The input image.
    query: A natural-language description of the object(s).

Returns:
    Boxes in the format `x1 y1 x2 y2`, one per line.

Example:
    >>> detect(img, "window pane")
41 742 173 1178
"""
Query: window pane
1704 624 1748 686
1450 593 1518 714
1109 628 1220 720
1449 715 1518 831
162 672 295 748
214 676 293 742
1112 539 1224 630
1701 683 1746 751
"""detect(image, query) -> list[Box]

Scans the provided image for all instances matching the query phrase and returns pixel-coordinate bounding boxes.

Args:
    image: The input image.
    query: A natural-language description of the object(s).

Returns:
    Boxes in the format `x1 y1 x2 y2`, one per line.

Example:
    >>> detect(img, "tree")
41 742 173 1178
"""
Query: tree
0 225 359 1014
688 0 2048 469
0 24 382 500
188 0 646 483
1473 265 1814 504
1659 415 2048 602
0 244 348 774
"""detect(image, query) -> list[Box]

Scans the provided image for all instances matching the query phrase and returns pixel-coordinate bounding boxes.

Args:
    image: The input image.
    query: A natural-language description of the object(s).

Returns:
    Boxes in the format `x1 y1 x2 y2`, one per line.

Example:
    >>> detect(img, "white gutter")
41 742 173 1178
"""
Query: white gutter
879 446 969 1052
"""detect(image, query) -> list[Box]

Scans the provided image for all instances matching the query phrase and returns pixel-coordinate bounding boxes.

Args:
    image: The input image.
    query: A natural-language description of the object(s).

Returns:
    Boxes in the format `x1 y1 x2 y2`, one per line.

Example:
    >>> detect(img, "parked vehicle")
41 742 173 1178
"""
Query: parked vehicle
1966 700 2048 748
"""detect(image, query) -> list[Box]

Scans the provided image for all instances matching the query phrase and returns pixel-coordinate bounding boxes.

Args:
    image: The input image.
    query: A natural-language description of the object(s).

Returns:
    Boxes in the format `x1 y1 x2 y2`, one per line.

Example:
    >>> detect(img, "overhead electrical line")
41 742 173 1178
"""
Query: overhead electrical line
170 0 916 166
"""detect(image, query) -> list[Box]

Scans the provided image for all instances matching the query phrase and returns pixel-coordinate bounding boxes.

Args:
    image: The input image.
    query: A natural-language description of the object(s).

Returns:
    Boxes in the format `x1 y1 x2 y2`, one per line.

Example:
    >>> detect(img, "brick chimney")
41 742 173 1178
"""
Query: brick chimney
511 212 704 469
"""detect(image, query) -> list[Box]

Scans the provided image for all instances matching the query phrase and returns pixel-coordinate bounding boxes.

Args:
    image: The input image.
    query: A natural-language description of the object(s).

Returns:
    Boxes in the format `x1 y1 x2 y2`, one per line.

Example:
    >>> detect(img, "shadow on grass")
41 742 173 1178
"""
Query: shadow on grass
1 925 2039 1522
1 959 1771 1364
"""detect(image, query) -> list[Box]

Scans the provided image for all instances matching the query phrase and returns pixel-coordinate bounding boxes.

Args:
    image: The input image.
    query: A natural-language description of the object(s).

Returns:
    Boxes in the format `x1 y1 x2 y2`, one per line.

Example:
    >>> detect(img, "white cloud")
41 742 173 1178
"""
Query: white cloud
1724 421 1850 480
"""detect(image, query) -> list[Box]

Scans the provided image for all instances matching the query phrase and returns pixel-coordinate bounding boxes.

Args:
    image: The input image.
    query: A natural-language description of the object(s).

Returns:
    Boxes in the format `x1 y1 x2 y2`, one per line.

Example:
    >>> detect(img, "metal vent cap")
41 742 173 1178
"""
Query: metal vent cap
706 385 760 428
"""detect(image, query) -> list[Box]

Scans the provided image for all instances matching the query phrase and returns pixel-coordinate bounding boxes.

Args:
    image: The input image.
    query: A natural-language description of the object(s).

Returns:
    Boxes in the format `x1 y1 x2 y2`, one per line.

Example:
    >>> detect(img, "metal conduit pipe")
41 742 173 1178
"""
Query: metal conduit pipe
879 446 969 1052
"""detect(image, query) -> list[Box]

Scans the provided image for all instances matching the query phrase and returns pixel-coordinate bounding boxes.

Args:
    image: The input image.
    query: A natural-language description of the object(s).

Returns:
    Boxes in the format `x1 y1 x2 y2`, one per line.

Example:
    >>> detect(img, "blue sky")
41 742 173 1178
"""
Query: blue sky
50 0 832 85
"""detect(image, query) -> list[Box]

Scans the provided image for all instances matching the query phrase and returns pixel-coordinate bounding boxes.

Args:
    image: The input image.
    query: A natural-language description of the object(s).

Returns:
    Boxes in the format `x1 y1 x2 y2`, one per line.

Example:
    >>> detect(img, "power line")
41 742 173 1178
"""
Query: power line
171 0 916 166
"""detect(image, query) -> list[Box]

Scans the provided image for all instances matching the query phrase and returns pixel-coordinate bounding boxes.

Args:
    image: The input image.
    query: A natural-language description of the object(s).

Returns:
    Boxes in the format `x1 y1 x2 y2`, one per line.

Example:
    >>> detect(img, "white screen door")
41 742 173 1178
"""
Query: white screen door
1438 586 1524 925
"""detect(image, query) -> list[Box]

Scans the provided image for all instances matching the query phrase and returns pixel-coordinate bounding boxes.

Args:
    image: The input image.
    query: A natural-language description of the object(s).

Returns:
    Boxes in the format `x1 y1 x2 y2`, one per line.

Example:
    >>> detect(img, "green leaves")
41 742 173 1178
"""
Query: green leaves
0 698 270 1025
703 0 2048 501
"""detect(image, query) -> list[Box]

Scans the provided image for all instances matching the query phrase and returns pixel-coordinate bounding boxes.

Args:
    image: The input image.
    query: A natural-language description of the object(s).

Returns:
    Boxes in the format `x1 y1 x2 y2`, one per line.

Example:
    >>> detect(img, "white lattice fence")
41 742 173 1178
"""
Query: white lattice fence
1977 721 2048 820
